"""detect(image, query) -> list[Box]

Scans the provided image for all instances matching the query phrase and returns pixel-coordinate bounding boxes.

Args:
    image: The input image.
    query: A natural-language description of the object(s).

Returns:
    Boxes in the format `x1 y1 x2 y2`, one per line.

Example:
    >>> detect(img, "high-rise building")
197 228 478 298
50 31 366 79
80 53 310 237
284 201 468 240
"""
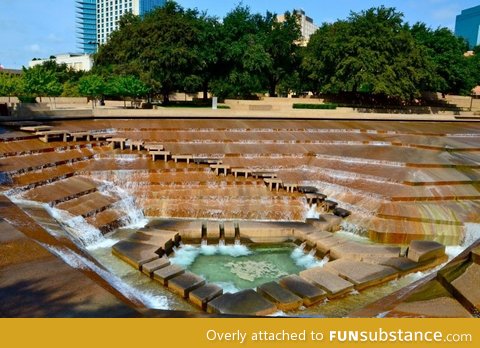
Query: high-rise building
76 0 166 53
76 0 97 54
277 9 318 46
455 5 480 48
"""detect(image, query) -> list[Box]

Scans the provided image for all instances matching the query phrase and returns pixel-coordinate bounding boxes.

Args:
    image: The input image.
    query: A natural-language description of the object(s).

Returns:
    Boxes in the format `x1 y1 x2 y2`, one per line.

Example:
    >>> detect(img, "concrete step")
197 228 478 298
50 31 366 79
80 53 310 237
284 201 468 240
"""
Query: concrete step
23 176 98 205
56 191 119 218
257 281 303 311
85 208 124 233
299 267 354 298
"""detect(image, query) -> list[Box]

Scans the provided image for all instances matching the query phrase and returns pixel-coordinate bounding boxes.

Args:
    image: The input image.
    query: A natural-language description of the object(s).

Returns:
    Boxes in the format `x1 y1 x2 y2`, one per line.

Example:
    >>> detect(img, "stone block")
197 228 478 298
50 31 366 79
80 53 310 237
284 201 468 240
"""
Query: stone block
451 263 480 311
376 257 420 273
141 257 170 277
279 275 326 306
407 240 446 263
472 246 480 265
315 235 348 254
168 271 206 298
257 281 303 311
207 289 277 316
189 284 223 310
112 240 159 270
392 297 473 318
299 267 354 298
324 259 398 290
330 242 401 261
153 264 185 286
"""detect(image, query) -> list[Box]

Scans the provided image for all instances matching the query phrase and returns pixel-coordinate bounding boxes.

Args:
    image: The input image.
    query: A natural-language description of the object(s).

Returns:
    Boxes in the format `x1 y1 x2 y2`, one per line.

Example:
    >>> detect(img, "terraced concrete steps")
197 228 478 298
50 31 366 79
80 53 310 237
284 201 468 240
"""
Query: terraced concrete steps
23 176 98 205
56 191 119 218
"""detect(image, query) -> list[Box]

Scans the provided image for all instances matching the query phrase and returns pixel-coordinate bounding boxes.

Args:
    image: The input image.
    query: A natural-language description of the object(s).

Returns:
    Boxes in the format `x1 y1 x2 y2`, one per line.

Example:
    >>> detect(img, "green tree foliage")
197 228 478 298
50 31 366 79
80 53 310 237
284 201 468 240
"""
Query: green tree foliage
108 75 149 108
211 5 272 99
410 24 473 94
263 11 302 97
0 73 21 102
78 74 106 108
95 1 202 103
21 65 63 102
304 7 434 101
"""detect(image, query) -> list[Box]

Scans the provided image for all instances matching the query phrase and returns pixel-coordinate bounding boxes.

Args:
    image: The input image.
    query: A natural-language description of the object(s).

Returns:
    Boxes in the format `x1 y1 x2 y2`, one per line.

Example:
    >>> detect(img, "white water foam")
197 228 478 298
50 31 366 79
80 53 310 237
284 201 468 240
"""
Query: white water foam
290 247 329 269
43 244 169 309
305 204 320 219
170 244 252 268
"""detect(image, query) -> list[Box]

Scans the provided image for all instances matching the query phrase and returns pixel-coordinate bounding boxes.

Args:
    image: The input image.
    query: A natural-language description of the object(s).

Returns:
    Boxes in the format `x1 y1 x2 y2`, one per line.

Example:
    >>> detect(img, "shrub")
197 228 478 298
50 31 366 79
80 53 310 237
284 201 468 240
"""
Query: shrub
18 96 37 103
293 103 337 110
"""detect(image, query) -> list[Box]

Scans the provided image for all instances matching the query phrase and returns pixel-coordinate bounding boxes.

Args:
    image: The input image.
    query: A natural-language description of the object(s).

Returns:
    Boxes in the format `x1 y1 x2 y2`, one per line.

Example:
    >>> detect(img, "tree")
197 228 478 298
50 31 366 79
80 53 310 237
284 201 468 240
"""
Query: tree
263 11 302 97
95 1 202 104
303 7 434 102
210 5 272 99
0 73 21 103
21 65 63 103
78 74 106 109
410 24 472 95
108 75 149 108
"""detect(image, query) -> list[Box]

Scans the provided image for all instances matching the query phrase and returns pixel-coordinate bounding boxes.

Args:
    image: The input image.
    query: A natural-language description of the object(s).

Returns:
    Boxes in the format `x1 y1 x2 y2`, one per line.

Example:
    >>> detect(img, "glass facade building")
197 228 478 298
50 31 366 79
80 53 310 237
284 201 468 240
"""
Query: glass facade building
76 0 97 54
76 0 166 53
455 5 480 48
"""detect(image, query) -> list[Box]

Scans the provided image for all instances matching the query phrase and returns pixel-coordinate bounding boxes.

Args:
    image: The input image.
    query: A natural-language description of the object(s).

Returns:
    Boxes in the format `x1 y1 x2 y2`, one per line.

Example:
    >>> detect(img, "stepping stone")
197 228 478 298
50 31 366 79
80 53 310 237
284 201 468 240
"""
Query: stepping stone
377 257 420 273
189 284 223 310
168 271 206 298
472 246 480 265
112 240 159 270
257 281 303 311
304 231 332 245
141 257 170 277
315 235 348 254
330 242 401 261
279 275 326 306
451 263 480 311
392 297 473 318
407 240 446 263
207 289 277 316
324 259 398 290
299 267 354 298
153 264 185 286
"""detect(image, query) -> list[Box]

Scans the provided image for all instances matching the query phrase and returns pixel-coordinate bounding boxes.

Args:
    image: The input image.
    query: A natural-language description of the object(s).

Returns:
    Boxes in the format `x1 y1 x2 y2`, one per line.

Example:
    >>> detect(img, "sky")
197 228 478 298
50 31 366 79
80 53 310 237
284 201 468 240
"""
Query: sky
0 0 478 69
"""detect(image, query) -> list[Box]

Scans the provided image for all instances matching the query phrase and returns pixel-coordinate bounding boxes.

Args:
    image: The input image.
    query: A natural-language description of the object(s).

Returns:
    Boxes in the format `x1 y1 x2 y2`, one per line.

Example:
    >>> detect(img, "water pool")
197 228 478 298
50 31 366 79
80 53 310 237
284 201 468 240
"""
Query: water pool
170 243 325 292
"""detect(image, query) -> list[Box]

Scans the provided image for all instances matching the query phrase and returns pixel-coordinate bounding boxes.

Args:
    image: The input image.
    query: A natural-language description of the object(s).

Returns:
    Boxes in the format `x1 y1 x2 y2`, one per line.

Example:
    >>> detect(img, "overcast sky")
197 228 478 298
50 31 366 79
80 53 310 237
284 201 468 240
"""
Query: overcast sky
0 0 477 68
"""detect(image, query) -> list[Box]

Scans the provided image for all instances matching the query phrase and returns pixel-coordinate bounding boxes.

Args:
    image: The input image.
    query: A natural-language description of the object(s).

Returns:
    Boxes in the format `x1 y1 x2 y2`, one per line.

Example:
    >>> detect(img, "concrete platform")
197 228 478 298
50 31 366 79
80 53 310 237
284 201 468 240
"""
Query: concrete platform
168 271 206 298
391 297 473 318
141 257 170 277
376 257 420 273
189 284 223 310
315 235 349 254
153 264 185 286
279 275 326 306
207 289 277 316
299 267 354 298
329 242 401 261
407 240 446 263
324 259 398 290
112 240 159 270
450 262 480 311
257 281 303 311
471 246 480 264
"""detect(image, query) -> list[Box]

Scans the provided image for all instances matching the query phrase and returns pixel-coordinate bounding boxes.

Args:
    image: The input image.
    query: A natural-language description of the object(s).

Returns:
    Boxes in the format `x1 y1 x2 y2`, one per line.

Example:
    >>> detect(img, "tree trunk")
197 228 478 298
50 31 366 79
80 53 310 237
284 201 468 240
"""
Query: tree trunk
124 98 126 109
163 92 170 105
269 84 277 98
203 81 209 101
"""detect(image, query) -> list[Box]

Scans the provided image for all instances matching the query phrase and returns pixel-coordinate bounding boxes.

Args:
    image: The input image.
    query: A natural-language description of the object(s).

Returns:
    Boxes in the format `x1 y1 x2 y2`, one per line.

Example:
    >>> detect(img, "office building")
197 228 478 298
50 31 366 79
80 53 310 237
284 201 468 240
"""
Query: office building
76 0 166 53
29 53 94 72
455 5 480 48
277 9 319 46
